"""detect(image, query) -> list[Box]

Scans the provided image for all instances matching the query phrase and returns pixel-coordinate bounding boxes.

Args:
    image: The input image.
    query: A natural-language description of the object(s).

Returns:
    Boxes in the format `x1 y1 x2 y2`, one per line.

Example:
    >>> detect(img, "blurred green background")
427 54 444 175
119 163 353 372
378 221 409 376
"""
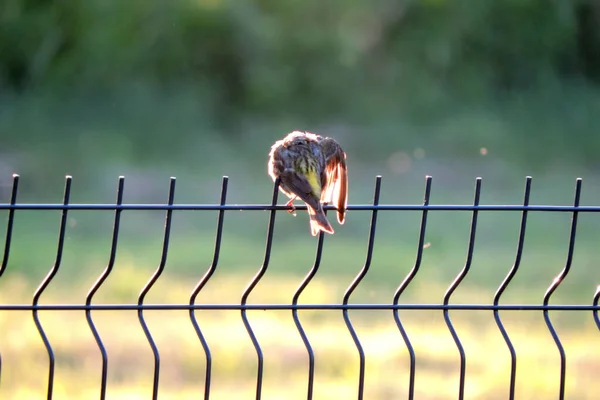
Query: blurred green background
1 0 600 399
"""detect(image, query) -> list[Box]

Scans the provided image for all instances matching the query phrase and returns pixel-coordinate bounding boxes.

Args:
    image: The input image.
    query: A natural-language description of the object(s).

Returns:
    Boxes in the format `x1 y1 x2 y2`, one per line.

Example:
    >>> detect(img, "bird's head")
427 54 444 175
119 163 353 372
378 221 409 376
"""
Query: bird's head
285 131 321 148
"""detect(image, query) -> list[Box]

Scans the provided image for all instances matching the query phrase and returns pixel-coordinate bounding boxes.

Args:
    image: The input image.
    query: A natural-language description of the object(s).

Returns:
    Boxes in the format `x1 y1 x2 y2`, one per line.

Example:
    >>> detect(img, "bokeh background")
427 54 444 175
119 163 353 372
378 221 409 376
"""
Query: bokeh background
1 1 600 399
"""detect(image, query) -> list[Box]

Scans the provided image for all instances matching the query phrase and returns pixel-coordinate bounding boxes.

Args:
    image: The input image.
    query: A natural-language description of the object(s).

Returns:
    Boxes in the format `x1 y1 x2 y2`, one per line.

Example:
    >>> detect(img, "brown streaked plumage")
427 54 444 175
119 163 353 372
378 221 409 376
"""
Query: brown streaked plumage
268 131 348 236
318 136 348 225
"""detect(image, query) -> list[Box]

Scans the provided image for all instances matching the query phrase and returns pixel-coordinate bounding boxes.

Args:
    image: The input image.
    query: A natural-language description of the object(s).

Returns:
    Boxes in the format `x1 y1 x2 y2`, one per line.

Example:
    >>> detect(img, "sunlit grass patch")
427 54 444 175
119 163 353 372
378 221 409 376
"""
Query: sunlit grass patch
1 271 598 399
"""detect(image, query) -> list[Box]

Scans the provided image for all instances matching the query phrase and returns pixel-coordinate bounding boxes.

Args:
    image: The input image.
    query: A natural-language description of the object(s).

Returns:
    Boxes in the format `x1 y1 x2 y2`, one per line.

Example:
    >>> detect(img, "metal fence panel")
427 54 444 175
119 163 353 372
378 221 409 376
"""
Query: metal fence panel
1 174 599 400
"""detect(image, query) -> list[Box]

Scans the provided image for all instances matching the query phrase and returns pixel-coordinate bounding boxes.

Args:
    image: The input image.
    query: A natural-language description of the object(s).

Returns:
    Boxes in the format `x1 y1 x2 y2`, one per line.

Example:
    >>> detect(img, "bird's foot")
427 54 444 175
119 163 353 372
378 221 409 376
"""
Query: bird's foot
285 197 297 216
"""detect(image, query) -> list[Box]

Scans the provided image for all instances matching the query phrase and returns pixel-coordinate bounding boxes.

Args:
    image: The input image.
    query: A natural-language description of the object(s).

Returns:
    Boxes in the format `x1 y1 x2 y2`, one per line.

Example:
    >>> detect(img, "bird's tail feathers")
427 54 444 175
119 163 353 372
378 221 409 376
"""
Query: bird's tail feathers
308 205 334 236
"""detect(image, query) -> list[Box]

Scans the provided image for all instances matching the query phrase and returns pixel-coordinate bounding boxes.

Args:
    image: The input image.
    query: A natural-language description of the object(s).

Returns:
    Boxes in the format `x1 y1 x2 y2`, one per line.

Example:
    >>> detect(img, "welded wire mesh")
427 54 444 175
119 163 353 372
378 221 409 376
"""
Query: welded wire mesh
0 174 599 400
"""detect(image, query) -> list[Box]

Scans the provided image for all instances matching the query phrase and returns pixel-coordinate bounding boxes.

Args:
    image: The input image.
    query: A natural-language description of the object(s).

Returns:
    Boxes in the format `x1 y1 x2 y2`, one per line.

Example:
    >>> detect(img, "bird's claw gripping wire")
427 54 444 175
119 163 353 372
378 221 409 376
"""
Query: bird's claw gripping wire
286 197 297 216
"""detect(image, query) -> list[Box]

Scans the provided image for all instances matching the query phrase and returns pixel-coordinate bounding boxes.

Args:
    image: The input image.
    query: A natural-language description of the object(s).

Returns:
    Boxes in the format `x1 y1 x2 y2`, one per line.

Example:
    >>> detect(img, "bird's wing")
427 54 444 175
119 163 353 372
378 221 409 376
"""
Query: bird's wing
320 138 348 224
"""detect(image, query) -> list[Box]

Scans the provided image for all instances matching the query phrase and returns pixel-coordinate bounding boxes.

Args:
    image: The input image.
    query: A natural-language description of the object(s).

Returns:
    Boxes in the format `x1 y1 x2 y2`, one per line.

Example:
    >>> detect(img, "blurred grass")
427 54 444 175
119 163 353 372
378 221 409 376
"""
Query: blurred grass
2 99 600 396
2 169 599 298
0 271 599 400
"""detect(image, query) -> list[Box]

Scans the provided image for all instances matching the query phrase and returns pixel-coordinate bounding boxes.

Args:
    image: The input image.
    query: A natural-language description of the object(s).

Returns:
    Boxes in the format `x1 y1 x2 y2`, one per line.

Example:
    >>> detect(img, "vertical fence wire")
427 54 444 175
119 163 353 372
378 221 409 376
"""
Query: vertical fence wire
0 174 18 279
137 177 176 400
189 176 229 400
291 226 325 400
442 177 482 400
0 174 19 386
85 176 125 400
342 175 382 400
594 286 600 331
240 177 280 400
542 178 582 400
32 175 72 400
392 175 432 400
492 176 531 400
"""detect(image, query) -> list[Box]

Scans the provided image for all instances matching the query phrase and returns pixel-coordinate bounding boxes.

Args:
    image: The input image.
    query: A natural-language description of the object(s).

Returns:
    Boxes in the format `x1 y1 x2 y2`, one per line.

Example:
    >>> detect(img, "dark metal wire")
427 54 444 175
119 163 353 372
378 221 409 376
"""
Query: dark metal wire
342 176 381 400
0 174 18 279
1 174 600 400
291 219 325 399
32 176 72 400
1 303 598 311
240 177 280 400
542 178 582 400
393 175 432 400
2 204 599 212
85 176 125 400
0 174 19 387
189 176 229 400
492 176 532 400
594 286 600 331
442 177 481 400
137 177 176 400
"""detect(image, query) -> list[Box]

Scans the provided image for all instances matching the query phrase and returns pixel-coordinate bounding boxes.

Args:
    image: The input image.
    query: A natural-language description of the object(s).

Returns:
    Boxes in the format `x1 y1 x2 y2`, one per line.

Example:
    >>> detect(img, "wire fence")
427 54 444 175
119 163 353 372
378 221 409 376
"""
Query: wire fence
1 174 599 400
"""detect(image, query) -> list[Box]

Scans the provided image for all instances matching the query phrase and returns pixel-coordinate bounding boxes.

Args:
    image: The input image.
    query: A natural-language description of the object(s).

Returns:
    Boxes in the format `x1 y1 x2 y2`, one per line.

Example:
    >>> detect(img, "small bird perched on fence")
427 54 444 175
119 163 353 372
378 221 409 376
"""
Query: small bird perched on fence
268 131 348 236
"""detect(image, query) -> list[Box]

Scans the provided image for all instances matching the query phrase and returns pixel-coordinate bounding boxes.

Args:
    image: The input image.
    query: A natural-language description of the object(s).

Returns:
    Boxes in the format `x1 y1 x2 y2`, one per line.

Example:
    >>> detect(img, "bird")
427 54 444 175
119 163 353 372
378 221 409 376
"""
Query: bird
268 131 348 236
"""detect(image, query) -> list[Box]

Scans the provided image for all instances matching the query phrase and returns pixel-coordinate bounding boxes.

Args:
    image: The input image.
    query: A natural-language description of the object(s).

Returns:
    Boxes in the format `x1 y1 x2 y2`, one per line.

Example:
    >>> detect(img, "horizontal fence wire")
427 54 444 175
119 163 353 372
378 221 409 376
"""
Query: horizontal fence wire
1 174 600 400
1 304 599 311
2 204 599 211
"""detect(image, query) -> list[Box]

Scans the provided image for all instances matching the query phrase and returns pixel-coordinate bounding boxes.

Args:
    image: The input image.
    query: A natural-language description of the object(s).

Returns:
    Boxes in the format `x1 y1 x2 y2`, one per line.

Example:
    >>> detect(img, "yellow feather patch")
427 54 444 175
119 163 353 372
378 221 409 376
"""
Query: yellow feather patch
305 169 321 196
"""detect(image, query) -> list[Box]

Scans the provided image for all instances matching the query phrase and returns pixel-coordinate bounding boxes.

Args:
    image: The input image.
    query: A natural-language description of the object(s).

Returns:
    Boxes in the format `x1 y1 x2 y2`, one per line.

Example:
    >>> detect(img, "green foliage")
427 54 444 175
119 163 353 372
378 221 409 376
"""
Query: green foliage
2 0 599 108
1 0 600 184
